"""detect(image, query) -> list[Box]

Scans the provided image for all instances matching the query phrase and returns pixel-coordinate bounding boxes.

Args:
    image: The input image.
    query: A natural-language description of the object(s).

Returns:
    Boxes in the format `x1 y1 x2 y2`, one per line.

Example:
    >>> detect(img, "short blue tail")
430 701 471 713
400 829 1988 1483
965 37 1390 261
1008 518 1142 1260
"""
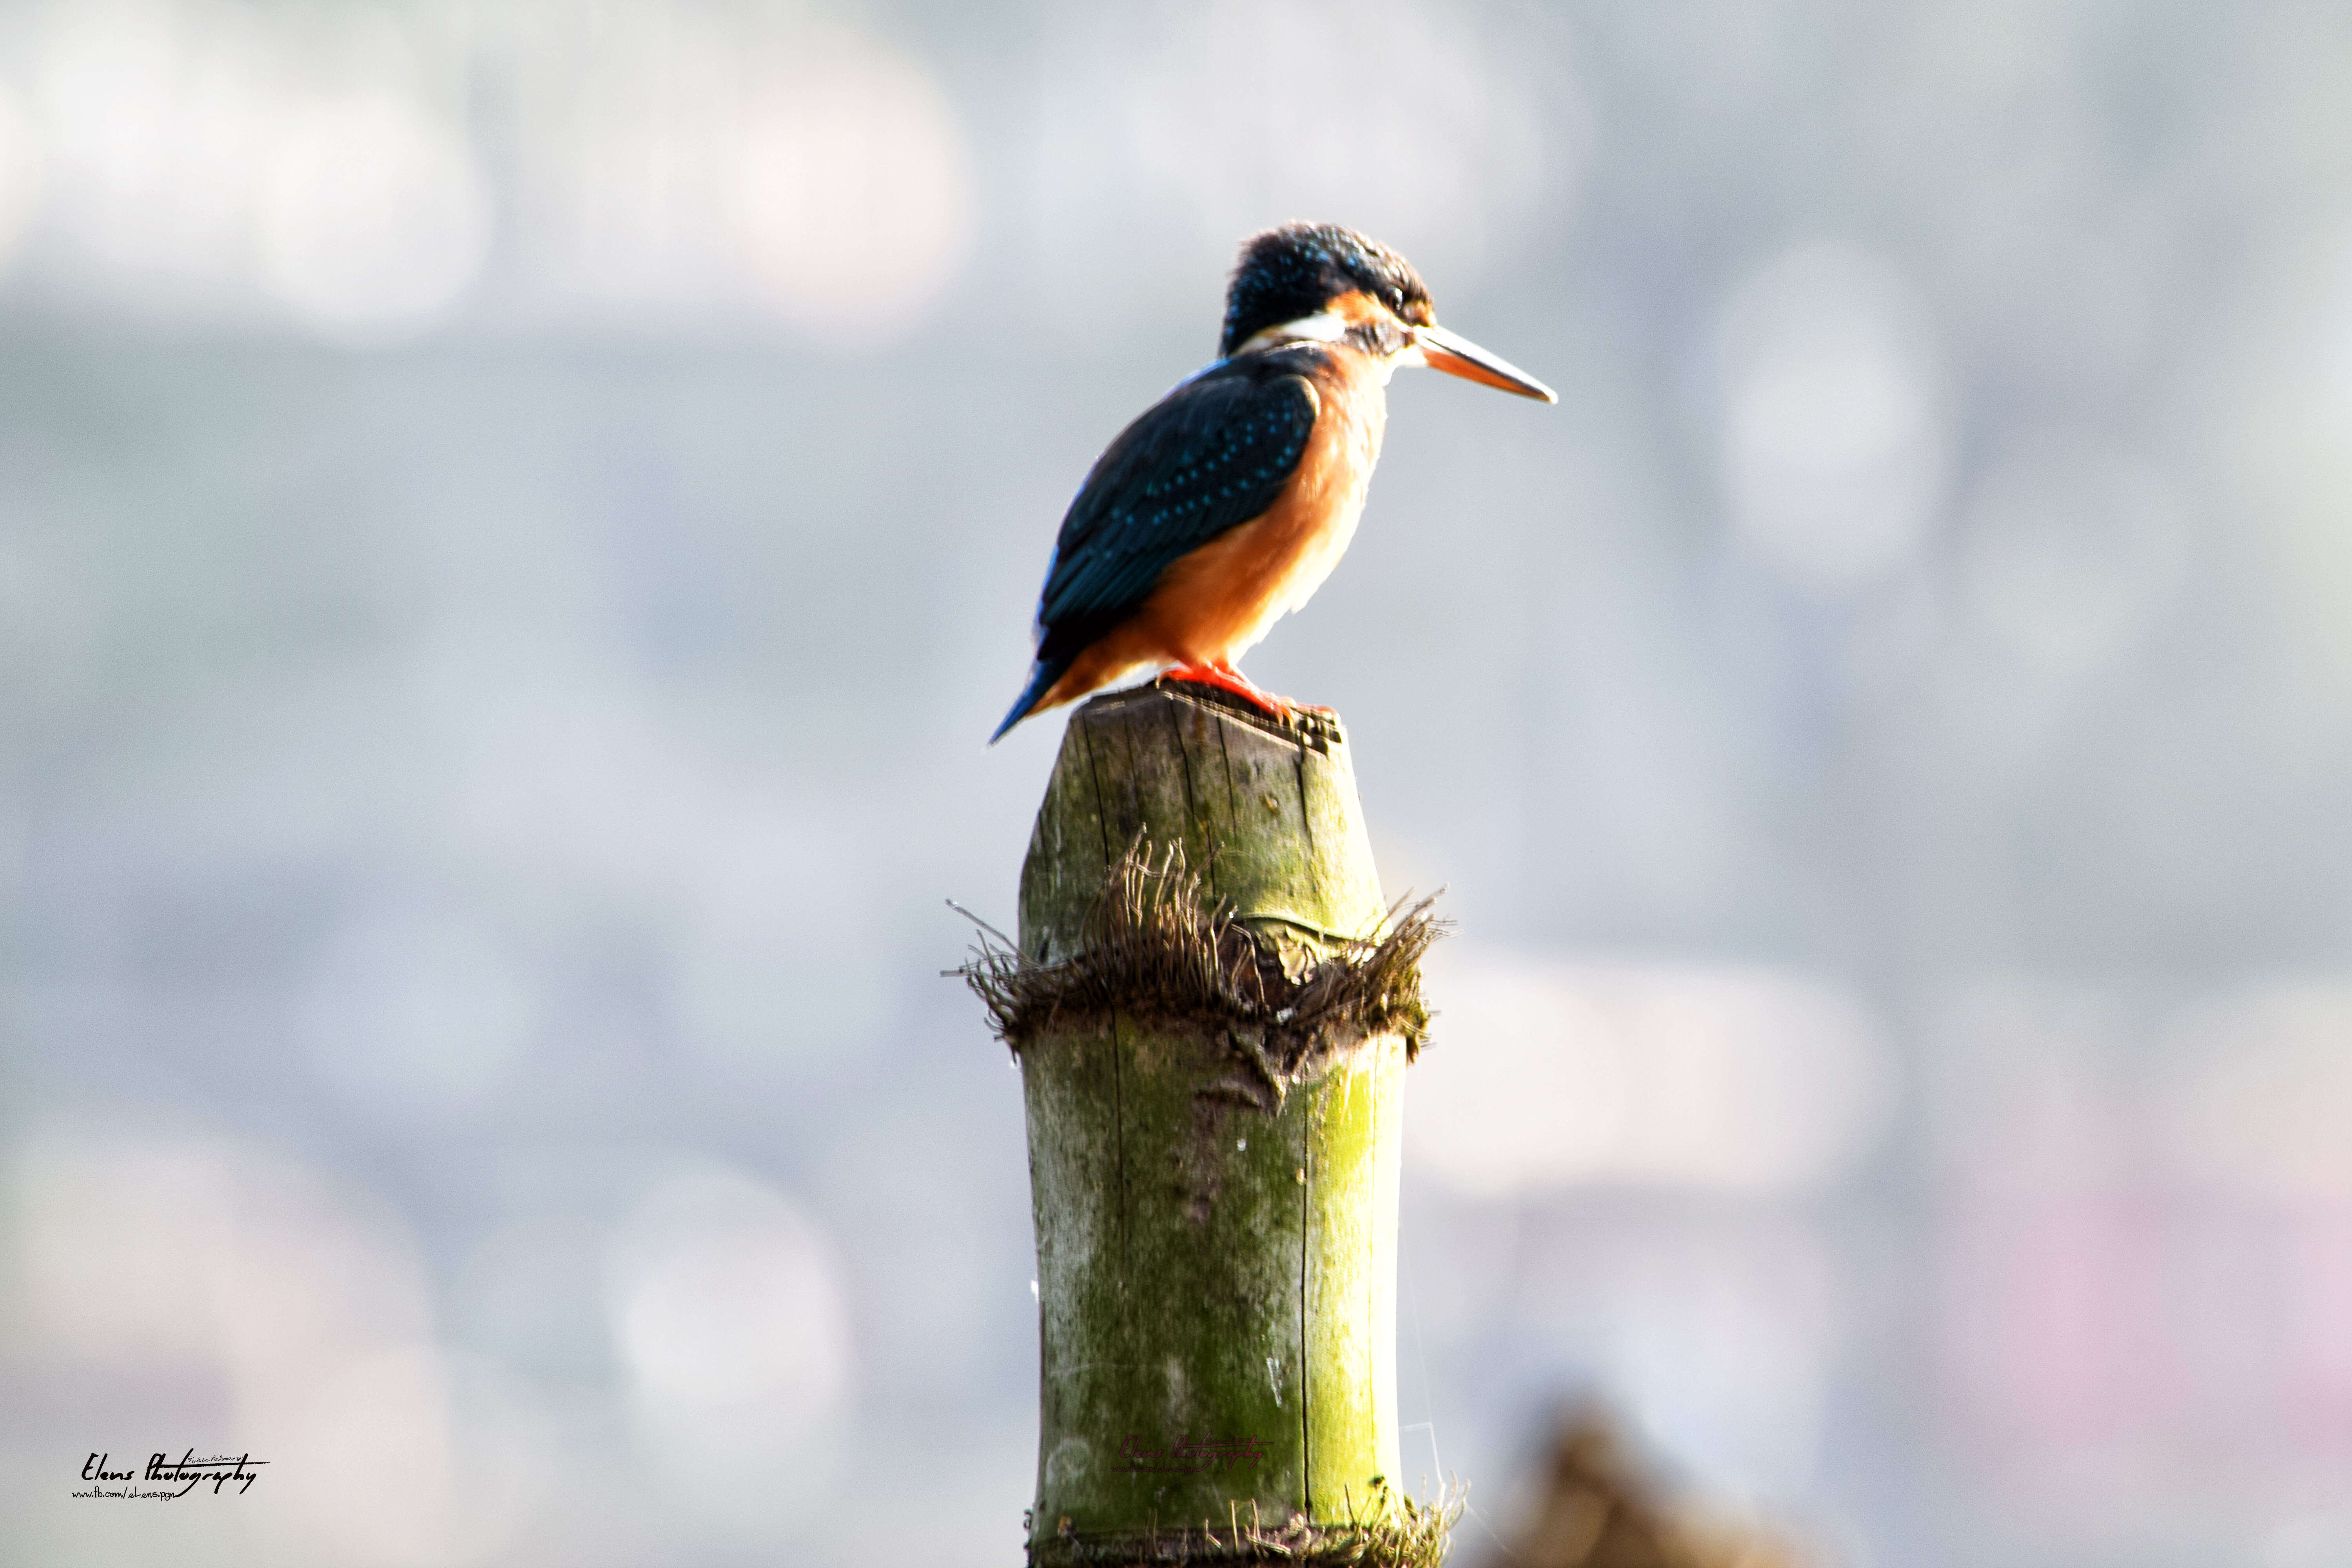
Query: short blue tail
989 661 1065 744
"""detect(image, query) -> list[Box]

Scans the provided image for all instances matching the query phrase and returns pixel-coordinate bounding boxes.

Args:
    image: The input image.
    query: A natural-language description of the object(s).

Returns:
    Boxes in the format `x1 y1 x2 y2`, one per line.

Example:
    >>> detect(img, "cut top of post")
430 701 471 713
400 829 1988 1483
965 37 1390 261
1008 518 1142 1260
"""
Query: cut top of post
1018 681 1387 969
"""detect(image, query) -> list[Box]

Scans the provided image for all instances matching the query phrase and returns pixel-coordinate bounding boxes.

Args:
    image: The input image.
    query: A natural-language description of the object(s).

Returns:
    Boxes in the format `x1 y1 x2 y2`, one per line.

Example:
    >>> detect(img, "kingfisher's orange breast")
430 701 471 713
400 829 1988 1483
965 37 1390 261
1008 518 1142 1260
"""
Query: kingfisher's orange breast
1132 349 1390 666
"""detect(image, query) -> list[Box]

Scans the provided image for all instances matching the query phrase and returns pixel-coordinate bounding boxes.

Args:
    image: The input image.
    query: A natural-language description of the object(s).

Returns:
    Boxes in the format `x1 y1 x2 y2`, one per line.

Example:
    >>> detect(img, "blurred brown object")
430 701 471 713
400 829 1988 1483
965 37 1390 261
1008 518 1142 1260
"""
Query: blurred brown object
1478 1406 1817 1568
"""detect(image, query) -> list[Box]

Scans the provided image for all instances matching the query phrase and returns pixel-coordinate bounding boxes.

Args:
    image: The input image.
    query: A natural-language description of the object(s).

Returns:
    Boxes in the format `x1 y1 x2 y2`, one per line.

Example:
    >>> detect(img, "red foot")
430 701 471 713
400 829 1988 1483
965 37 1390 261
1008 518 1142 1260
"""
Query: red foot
1159 662 1298 722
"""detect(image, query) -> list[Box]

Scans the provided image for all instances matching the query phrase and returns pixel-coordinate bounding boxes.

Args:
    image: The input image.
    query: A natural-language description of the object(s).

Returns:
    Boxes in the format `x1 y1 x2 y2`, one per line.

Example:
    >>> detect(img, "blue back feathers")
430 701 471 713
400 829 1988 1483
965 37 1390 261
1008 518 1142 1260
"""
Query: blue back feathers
990 352 1322 740
1037 367 1318 632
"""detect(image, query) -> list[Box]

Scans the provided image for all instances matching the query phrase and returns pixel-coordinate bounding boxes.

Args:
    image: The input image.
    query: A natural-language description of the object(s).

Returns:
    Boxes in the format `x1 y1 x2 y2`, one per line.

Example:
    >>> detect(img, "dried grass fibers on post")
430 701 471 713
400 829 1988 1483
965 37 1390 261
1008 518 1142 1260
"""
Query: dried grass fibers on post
957 838 1444 1099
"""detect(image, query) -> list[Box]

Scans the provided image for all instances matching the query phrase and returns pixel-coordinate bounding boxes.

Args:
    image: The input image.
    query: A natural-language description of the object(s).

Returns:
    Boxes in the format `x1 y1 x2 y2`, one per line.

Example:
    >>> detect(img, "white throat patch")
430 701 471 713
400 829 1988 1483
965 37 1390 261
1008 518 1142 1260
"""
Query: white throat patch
1236 310 1417 384
1236 311 1348 353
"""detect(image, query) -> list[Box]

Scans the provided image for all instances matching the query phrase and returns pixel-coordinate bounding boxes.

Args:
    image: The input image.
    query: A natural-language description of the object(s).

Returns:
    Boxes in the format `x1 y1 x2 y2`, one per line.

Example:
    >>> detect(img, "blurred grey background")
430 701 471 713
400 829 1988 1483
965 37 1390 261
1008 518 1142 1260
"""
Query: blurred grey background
6 1 2352 1564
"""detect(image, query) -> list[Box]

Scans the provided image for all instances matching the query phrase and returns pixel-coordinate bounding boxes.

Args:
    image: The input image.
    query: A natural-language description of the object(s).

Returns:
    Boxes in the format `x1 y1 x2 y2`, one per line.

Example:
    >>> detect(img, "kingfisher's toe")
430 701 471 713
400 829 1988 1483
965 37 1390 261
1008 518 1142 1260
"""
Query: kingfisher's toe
1159 662 1302 722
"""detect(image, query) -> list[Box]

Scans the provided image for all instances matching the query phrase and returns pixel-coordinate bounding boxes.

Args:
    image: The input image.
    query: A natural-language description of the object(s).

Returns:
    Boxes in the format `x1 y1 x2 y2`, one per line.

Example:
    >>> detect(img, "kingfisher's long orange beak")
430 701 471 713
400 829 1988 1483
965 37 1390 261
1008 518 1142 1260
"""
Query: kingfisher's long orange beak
1414 323 1556 402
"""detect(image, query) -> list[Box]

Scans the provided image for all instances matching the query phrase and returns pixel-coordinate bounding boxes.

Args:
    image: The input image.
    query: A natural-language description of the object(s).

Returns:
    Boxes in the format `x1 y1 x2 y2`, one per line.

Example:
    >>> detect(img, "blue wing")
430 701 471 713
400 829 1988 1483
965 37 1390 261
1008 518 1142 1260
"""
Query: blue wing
992 356 1320 740
1037 362 1321 642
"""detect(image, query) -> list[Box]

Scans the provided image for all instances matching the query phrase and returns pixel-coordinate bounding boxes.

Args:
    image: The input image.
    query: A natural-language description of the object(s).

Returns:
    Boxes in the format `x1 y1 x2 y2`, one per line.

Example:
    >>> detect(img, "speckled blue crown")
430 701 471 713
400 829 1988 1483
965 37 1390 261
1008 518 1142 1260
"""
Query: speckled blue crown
1219 223 1432 359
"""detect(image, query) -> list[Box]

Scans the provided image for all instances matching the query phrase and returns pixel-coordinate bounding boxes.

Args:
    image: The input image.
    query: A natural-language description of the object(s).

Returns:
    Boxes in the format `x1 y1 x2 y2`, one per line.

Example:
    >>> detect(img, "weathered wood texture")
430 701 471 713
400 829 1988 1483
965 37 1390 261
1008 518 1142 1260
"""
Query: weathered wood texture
1018 681 1407 1565
1019 684 1387 966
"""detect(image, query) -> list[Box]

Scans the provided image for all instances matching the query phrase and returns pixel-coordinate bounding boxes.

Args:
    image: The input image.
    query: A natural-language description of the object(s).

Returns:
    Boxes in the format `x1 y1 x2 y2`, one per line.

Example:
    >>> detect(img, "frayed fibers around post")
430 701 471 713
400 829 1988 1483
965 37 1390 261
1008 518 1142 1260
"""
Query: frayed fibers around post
953 838 1444 1074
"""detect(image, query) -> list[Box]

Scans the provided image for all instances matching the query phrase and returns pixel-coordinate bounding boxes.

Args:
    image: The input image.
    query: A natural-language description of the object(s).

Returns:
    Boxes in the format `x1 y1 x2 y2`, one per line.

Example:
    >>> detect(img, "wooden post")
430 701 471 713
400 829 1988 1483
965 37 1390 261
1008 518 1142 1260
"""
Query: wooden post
995 680 1445 1568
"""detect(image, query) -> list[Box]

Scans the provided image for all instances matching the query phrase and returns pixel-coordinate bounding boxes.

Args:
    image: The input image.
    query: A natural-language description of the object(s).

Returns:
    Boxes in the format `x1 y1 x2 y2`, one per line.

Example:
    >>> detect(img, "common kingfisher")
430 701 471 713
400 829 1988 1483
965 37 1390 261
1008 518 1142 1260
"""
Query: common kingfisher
991 221 1554 742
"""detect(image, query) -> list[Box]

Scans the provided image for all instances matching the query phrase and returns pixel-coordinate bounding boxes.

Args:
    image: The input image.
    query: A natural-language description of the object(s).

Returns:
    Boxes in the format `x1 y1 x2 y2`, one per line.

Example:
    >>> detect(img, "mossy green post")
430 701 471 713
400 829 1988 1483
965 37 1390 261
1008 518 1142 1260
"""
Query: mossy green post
1017 681 1412 1566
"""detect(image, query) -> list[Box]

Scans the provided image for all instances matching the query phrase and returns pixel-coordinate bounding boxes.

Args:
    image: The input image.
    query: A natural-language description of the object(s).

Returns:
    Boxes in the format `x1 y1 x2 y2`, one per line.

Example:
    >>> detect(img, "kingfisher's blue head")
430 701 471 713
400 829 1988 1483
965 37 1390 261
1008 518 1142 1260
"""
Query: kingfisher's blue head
1218 221 1556 402
1221 223 1433 357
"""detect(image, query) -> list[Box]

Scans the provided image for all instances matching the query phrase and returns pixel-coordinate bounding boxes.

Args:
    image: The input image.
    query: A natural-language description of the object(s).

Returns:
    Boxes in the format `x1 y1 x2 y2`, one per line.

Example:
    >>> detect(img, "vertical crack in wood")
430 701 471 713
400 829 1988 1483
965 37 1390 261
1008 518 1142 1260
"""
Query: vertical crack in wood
1078 713 1118 929
1300 1098 1314 1519
1112 1012 1129 1285
1165 695 1214 910
1077 718 1130 1282
1291 741 1323 921
1213 706 1242 840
